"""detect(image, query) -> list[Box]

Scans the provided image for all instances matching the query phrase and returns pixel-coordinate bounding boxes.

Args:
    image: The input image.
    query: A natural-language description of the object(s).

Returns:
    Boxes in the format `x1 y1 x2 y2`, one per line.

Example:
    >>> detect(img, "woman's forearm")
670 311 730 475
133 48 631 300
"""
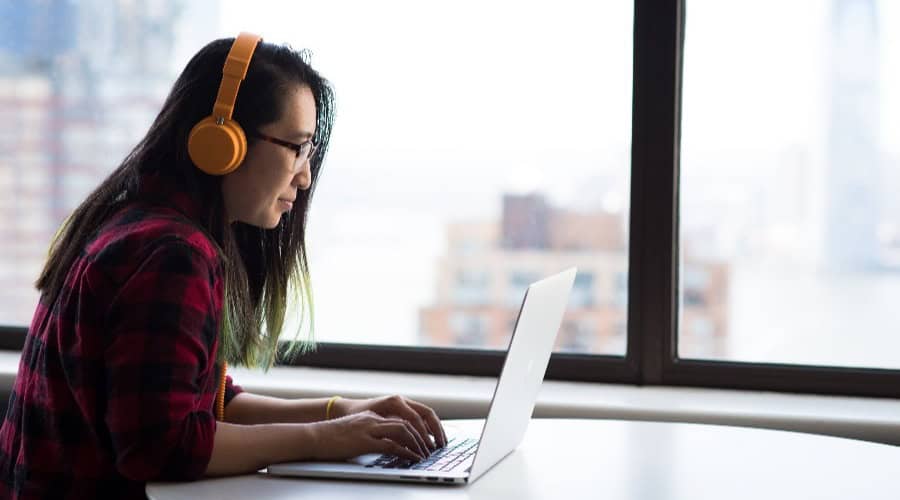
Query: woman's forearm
225 392 336 425
204 421 321 476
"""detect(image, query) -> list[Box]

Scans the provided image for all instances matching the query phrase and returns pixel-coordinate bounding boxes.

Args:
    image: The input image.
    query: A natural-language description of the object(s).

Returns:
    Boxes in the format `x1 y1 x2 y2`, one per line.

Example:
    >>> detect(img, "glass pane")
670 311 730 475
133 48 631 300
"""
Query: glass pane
0 0 188 327
680 0 900 368
1 1 633 356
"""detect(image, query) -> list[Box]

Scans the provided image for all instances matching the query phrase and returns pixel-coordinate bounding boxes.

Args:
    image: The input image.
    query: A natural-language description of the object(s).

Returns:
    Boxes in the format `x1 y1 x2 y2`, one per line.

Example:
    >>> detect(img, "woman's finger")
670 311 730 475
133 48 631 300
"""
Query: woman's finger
407 399 448 447
377 438 422 462
377 420 427 460
396 418 430 458
393 401 437 451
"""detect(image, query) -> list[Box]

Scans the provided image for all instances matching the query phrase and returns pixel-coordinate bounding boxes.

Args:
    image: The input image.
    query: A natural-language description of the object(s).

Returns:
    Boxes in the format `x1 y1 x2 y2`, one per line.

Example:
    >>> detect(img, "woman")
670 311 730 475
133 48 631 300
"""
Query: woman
0 33 446 499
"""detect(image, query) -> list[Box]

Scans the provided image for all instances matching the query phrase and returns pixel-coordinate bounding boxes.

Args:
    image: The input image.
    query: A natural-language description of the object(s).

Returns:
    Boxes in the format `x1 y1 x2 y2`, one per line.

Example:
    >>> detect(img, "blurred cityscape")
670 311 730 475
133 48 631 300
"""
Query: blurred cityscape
1 0 899 365
417 193 728 354
0 0 187 326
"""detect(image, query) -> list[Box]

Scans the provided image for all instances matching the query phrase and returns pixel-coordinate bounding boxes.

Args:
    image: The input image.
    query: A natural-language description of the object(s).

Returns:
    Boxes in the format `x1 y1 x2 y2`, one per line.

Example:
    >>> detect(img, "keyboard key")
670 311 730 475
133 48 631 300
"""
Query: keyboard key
370 438 480 471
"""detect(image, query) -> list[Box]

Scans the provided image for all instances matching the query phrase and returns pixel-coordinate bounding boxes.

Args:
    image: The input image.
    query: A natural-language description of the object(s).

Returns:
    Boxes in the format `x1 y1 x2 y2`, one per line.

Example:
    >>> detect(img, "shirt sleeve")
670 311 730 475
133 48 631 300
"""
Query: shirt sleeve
224 375 243 406
102 240 222 482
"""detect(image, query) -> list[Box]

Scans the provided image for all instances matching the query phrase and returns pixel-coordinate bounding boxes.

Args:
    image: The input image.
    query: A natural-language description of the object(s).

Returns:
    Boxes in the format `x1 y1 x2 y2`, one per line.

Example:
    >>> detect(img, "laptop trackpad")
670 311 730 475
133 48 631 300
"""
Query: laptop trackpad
347 453 382 466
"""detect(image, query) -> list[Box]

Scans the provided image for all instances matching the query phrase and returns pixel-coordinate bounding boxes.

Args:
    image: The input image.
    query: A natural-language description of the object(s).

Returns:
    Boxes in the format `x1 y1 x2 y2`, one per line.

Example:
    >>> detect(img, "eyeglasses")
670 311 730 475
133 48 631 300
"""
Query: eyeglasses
249 131 318 171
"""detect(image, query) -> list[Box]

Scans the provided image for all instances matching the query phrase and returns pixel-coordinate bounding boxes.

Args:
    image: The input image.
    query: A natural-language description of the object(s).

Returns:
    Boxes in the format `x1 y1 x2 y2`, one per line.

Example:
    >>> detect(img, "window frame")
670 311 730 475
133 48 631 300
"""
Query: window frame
4 0 900 399
630 0 900 399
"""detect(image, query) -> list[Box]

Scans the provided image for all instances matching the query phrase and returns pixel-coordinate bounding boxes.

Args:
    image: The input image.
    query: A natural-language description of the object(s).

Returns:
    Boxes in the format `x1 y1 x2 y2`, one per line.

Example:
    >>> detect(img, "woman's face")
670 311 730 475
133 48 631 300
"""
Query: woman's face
222 85 317 228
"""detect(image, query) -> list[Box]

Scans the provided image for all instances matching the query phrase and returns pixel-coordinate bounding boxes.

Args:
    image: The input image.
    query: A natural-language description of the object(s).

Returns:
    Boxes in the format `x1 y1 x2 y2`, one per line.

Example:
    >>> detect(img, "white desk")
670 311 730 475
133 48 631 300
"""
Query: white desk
148 418 900 499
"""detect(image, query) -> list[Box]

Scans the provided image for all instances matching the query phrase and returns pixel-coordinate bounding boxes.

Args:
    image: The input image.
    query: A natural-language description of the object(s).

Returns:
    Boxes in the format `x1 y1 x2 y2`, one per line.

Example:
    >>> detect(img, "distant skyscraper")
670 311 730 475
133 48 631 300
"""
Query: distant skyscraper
501 194 550 250
824 0 881 271
0 0 76 72
0 0 185 325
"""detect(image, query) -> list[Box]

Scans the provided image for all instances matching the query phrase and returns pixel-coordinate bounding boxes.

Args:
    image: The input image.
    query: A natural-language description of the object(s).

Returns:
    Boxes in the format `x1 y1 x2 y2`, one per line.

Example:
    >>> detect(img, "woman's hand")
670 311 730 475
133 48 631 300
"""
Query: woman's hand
310 410 431 462
333 395 448 450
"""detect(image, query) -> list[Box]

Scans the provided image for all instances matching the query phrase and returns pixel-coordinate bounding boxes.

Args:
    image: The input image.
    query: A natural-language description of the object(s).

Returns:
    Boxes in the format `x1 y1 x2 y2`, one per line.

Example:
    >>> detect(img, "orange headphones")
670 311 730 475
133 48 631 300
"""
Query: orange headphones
188 32 262 176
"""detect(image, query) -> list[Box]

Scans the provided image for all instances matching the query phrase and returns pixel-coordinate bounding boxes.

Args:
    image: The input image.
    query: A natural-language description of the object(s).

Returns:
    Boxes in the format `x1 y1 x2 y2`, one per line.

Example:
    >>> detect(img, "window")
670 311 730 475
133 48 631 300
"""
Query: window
448 312 489 348
262 1 635 356
506 272 541 308
680 0 900 369
452 270 492 307
570 272 595 308
0 1 634 359
559 318 598 353
4 0 900 398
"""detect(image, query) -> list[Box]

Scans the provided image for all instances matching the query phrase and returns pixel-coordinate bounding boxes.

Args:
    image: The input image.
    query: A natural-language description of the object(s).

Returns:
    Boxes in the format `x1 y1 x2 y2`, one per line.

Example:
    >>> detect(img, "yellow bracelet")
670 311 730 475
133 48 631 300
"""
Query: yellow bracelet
325 395 341 420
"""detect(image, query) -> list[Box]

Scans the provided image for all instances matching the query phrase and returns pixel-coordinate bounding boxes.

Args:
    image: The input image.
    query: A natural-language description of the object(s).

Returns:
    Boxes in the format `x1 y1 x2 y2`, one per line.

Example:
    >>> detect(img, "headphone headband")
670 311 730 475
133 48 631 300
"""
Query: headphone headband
212 32 261 121
187 32 262 175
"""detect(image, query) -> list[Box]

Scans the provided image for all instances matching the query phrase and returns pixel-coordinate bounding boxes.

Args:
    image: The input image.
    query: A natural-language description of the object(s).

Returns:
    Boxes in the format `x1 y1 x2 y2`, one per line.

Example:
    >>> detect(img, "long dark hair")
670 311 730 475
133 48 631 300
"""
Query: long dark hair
36 36 335 369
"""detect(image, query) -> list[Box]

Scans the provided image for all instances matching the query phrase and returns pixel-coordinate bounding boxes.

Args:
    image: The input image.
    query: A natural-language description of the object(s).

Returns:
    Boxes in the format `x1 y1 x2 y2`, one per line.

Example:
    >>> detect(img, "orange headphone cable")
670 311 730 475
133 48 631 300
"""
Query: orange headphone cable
216 361 227 421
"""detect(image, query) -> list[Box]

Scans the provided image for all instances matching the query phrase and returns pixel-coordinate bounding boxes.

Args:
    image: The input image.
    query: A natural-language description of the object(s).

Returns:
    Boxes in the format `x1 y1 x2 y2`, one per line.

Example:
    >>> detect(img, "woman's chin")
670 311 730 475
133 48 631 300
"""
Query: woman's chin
263 216 281 229
237 213 282 229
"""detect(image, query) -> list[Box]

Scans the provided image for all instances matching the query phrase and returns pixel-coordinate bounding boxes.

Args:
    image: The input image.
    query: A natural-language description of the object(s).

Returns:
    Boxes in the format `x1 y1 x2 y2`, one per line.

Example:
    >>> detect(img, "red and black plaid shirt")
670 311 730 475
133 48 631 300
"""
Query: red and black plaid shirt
0 173 243 499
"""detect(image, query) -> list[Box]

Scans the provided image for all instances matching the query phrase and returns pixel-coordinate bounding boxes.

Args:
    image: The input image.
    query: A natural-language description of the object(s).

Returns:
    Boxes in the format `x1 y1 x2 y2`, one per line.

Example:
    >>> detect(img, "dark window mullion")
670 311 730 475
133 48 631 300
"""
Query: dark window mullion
0 326 26 350
630 0 683 385
280 343 507 375
0 325 636 383
666 359 900 399
278 342 637 383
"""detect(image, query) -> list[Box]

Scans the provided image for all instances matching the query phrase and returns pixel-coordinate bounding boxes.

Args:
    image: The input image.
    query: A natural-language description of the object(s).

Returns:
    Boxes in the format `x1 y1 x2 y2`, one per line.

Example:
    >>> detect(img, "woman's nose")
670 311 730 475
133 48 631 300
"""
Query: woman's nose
293 160 311 190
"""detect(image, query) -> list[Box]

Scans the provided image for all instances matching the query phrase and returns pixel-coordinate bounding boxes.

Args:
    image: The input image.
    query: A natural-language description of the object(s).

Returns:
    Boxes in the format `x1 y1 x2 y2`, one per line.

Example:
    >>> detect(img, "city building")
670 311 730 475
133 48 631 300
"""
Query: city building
824 0 881 271
0 0 182 325
419 193 730 354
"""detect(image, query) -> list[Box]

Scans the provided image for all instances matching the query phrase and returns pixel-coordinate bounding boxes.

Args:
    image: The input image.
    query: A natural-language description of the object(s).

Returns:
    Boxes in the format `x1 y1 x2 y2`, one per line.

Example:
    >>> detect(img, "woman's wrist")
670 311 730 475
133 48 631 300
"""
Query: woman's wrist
208 421 320 475
304 421 325 461
328 396 359 420
325 395 342 420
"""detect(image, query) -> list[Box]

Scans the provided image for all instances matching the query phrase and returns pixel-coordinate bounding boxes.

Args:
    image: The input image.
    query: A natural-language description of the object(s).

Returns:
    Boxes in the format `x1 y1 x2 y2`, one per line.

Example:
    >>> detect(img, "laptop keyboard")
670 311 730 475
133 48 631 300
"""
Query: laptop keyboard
366 437 479 472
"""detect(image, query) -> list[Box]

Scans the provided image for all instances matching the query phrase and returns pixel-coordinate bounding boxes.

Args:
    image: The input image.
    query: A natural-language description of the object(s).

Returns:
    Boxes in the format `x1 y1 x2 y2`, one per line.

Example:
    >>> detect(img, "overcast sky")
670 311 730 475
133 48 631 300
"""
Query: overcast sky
200 0 900 157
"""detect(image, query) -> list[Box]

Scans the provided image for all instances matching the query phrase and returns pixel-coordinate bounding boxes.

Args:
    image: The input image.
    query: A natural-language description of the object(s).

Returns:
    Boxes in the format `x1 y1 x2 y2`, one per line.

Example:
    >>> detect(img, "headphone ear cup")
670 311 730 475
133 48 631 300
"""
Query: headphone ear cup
188 116 248 175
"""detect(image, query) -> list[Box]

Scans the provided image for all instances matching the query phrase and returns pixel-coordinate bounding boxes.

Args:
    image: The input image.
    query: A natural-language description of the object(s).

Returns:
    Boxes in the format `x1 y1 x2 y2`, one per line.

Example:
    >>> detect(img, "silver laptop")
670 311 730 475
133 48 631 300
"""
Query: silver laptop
266 267 577 485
